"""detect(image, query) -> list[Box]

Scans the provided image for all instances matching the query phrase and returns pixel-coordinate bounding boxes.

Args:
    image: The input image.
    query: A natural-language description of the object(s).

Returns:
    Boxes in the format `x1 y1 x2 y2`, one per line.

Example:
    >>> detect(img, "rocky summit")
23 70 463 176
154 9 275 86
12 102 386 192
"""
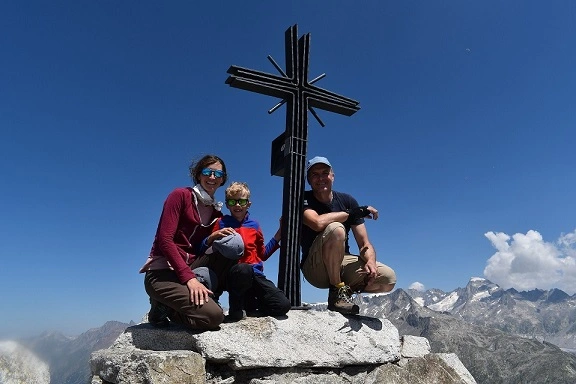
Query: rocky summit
90 310 475 384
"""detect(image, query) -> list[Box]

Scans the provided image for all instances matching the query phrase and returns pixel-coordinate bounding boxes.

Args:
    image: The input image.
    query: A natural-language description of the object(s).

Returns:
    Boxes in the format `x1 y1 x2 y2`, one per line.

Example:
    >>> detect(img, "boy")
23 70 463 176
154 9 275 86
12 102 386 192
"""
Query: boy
205 182 290 320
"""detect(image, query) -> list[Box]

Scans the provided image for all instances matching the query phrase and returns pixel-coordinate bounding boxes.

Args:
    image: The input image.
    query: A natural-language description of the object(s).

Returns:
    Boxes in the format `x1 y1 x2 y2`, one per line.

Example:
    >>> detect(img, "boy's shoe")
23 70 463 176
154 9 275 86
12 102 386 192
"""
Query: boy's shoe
245 309 262 317
148 299 171 327
227 290 246 322
225 309 246 322
327 285 360 315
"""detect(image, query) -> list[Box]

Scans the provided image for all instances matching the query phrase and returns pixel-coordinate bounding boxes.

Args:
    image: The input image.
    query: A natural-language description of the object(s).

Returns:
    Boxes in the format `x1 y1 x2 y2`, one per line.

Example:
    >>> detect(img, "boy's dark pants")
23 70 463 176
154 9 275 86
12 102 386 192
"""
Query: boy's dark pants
227 263 254 313
244 274 291 316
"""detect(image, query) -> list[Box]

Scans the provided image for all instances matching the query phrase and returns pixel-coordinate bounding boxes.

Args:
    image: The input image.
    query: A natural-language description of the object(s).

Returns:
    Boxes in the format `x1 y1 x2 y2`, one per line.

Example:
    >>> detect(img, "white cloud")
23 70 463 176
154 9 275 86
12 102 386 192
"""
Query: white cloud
408 282 426 292
484 229 576 294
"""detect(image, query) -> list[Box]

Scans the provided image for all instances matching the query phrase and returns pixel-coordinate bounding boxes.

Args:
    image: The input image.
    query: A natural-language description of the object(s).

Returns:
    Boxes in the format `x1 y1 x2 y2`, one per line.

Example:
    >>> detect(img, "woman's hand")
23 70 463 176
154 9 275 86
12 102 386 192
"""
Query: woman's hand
207 227 237 245
186 278 213 306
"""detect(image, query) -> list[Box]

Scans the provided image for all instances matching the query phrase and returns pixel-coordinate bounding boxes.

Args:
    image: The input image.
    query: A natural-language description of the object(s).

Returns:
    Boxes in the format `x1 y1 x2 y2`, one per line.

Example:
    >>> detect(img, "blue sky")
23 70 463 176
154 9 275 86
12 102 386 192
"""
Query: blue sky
1 1 575 338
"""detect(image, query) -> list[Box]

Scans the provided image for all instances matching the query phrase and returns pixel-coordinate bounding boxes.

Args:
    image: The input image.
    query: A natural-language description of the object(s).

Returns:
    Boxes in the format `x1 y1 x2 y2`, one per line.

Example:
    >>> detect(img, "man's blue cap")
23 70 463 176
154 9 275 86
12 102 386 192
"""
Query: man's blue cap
306 156 332 173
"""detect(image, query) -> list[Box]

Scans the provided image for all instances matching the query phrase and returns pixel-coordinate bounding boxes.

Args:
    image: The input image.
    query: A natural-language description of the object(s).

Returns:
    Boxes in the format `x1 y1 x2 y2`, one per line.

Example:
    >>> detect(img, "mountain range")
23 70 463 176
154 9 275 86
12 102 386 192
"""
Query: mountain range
3 277 576 383
405 277 576 352
310 277 576 383
357 285 576 383
17 320 132 384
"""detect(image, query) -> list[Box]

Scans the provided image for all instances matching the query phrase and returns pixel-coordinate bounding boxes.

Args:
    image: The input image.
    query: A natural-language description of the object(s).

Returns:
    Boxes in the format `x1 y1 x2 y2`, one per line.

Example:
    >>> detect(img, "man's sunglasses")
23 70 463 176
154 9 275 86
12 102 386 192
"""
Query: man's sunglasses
226 198 249 207
201 168 225 178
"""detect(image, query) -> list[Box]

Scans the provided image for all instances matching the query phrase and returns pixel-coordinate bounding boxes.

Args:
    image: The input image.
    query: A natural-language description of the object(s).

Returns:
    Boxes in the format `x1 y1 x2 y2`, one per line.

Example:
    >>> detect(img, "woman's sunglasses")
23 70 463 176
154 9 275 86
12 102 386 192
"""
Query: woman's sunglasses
226 198 249 207
201 168 225 178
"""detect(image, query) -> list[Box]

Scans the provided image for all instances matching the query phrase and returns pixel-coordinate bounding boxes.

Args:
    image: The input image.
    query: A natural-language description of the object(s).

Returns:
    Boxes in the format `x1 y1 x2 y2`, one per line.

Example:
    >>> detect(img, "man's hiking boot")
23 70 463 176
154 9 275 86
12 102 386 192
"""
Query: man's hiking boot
327 284 360 315
148 299 171 328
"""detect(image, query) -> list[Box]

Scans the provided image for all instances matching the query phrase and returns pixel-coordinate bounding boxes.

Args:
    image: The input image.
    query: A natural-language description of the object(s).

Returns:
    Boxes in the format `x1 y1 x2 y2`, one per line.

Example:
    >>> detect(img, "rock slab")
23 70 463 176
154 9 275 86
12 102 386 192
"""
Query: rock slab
91 310 476 383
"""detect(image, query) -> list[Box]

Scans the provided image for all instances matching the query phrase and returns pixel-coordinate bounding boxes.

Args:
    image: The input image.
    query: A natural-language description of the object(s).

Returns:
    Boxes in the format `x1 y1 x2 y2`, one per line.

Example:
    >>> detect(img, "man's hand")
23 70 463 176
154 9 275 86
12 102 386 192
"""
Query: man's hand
357 244 378 284
346 205 379 221
363 261 378 281
366 206 379 220
355 261 378 286
186 277 212 306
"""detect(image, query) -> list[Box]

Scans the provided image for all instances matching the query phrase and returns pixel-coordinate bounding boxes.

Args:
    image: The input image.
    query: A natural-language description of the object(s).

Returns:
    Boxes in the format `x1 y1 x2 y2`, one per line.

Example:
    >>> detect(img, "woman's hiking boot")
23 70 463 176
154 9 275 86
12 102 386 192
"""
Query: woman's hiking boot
148 299 171 328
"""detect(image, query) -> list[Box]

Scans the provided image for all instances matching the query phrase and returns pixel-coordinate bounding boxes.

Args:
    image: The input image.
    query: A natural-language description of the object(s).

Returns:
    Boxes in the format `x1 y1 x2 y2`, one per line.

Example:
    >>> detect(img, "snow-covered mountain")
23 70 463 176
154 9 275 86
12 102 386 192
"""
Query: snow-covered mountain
405 277 576 350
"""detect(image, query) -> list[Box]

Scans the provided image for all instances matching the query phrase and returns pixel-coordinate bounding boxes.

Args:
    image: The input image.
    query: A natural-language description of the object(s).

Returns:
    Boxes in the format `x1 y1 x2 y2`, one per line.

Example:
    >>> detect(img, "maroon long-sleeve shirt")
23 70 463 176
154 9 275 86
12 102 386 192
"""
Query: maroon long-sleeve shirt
139 187 222 284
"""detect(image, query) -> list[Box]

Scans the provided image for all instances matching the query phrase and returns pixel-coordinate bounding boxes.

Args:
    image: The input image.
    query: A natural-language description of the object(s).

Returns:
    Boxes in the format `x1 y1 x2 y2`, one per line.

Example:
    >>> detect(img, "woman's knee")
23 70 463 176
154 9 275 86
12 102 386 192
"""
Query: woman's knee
182 303 224 331
199 309 225 330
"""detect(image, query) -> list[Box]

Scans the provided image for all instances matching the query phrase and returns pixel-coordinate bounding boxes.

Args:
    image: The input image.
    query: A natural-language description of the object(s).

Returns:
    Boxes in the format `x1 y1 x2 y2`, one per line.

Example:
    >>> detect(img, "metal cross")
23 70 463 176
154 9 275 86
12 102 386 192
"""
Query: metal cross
225 24 360 306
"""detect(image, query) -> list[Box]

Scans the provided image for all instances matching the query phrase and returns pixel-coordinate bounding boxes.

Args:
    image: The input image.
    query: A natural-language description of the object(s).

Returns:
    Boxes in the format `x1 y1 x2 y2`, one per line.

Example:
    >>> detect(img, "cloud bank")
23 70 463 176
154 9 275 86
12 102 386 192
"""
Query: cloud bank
408 282 426 292
484 229 576 294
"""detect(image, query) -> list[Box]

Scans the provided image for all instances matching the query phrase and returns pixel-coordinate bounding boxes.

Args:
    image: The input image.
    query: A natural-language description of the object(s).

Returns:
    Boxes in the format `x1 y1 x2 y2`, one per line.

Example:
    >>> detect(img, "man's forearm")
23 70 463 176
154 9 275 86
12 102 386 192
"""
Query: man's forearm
306 211 348 231
359 243 377 264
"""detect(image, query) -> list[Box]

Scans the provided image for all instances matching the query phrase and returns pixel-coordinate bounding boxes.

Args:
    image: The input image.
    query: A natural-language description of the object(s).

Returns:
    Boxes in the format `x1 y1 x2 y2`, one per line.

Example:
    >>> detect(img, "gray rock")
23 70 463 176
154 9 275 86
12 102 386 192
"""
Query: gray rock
373 353 476 384
91 310 475 384
401 335 430 358
91 348 205 384
194 310 400 369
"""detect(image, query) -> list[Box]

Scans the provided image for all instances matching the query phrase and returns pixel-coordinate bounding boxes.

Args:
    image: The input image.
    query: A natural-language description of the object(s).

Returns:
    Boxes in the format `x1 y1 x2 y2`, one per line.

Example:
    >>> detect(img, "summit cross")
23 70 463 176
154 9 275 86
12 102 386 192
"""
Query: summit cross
225 24 360 306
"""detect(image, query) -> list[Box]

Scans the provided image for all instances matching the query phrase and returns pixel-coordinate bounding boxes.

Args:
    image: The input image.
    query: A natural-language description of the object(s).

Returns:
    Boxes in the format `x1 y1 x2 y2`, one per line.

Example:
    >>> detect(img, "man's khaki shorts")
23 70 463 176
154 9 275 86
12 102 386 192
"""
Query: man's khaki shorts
301 222 396 290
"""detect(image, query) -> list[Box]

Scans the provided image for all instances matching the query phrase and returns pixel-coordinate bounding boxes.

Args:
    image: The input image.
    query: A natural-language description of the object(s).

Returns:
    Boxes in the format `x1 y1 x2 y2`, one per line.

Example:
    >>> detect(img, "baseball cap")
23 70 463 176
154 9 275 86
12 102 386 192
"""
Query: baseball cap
211 233 244 260
306 156 332 173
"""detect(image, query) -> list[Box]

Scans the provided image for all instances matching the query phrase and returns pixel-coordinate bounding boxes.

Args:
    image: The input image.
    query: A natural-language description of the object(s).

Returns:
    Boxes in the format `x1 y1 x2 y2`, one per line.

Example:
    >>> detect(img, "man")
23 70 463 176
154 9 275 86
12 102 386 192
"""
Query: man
301 156 396 315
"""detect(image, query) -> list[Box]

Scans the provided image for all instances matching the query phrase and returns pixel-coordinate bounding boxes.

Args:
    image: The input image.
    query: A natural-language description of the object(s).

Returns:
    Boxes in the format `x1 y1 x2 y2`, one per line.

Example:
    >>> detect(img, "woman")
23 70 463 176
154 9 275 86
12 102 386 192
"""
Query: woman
139 154 237 330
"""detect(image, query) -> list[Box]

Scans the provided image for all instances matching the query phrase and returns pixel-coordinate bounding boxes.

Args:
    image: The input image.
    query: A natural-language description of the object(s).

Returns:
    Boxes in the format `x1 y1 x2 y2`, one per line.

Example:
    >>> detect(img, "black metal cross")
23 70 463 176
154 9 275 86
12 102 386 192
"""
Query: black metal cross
225 24 360 306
